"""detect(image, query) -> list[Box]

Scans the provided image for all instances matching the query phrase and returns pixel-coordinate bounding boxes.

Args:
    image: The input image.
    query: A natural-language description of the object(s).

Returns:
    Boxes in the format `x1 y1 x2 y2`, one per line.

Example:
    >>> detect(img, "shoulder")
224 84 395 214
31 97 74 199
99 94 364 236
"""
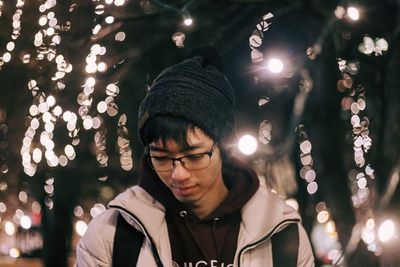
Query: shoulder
76 209 119 266
246 179 300 219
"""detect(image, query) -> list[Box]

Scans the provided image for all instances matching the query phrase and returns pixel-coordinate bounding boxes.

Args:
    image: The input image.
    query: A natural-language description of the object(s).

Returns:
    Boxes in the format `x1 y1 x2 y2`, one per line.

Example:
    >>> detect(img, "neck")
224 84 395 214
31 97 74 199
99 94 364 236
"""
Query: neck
191 177 229 219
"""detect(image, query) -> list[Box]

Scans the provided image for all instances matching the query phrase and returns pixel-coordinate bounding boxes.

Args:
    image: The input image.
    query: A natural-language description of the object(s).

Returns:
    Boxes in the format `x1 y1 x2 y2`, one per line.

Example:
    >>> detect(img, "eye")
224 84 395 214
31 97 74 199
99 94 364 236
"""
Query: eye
185 153 205 162
151 157 170 163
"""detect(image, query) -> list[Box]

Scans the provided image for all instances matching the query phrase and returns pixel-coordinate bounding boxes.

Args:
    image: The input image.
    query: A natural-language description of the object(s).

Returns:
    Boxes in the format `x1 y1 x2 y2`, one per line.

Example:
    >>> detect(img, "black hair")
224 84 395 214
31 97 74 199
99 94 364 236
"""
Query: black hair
141 115 230 160
141 116 199 149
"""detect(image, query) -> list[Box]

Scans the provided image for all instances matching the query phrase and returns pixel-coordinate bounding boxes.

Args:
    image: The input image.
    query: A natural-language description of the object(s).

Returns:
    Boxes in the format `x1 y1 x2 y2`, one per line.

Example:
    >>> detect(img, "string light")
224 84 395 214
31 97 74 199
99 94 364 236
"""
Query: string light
378 219 396 242
238 134 258 155
75 220 88 237
296 125 319 195
347 6 360 21
78 2 133 174
258 120 272 145
172 32 186 48
267 58 284 74
0 0 25 70
358 36 389 56
249 12 274 63
336 57 384 254
183 15 193 26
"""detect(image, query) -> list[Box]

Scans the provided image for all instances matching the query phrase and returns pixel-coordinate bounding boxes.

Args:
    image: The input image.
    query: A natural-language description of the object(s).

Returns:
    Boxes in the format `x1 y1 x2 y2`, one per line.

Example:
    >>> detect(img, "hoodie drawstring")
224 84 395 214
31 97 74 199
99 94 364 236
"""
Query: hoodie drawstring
179 210 213 263
212 217 220 263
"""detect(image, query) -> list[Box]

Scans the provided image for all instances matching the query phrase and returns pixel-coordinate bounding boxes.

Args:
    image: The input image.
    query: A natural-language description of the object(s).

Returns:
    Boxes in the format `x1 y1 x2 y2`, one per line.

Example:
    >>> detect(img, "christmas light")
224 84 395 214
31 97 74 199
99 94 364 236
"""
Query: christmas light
378 219 396 242
267 58 284 74
238 134 258 155
347 6 360 21
75 220 88 237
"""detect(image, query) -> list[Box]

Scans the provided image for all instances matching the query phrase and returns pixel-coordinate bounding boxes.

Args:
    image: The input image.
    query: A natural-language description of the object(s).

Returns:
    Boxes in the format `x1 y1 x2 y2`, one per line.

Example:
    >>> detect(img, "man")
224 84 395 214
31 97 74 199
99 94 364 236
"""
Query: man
75 45 315 267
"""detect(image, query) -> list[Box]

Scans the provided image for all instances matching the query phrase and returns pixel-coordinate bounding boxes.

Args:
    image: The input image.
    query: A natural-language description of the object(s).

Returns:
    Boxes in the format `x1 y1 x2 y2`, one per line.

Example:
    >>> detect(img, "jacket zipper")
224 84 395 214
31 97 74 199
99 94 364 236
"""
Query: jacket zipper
109 204 164 267
237 218 300 267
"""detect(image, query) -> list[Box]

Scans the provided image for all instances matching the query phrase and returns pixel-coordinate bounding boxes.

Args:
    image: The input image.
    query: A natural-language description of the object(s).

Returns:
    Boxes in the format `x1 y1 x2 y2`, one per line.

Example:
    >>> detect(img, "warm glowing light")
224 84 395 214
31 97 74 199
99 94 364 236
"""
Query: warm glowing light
59 155 68 166
74 206 84 217
92 24 101 35
105 16 114 24
317 210 330 224
0 202 6 212
97 101 107 113
114 0 125 6
361 227 375 244
90 203 106 218
334 6 346 19
267 58 284 73
6 42 15 51
92 117 102 129
45 122 54 133
97 62 107 72
83 117 93 130
76 220 88 236
325 221 336 235
85 77 96 87
5 221 15 236
53 105 62 116
115 32 126 42
65 144 75 157
183 17 193 26
347 6 360 21
29 105 39 116
86 63 97 73
39 15 48 26
366 218 375 230
378 219 395 242
31 118 40 129
307 182 318 194
238 135 258 155
19 191 28 203
32 148 42 163
300 140 312 154
9 248 20 259
91 44 101 55
20 215 32 229
63 111 71 122
305 169 316 182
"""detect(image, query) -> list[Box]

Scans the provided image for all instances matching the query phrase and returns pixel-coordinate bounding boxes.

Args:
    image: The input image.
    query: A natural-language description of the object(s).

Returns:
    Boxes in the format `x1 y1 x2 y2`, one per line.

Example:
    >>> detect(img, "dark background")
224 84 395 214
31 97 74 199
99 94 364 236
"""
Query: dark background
0 0 399 266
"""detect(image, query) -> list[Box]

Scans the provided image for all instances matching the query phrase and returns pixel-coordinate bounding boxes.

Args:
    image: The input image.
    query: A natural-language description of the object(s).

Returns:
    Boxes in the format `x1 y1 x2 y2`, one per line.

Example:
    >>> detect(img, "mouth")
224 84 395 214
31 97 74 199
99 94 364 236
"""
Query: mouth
173 185 197 196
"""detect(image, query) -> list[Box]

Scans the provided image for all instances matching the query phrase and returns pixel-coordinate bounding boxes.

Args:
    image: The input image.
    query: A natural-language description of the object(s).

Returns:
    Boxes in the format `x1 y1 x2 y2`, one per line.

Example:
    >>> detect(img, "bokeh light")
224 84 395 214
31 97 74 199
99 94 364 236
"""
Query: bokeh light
378 219 395 242
75 220 88 237
267 58 284 73
238 134 258 155
347 6 360 21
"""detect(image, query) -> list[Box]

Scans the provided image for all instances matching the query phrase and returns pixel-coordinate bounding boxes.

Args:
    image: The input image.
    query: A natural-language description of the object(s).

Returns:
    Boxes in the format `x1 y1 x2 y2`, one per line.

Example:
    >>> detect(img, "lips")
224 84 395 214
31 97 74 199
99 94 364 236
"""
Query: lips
174 185 196 196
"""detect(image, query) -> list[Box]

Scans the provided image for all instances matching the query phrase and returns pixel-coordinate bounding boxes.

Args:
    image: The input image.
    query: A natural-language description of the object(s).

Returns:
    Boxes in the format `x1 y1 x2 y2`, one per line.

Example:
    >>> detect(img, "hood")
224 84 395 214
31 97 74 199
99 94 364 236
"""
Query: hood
109 157 302 245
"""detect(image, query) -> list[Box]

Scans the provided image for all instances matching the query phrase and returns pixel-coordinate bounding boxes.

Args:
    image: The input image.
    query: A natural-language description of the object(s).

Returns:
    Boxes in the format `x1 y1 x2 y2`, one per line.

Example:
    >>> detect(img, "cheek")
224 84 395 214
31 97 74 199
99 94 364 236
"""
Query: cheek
156 172 171 186
199 162 222 183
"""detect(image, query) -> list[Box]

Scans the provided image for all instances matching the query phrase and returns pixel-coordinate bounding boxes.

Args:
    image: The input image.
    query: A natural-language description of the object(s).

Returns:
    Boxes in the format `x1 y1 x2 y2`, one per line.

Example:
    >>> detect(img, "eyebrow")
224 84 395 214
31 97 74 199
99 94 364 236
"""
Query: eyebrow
148 143 204 153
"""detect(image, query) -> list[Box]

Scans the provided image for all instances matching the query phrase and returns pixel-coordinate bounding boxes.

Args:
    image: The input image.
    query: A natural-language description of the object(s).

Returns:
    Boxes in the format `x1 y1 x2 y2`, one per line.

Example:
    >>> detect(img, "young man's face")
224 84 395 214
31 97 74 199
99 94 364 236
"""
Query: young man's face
148 128 227 214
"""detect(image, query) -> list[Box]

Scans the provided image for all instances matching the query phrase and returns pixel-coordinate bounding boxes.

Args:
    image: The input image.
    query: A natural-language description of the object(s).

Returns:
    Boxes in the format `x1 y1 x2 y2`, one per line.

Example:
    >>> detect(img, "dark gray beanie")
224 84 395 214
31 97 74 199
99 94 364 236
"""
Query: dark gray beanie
138 45 236 145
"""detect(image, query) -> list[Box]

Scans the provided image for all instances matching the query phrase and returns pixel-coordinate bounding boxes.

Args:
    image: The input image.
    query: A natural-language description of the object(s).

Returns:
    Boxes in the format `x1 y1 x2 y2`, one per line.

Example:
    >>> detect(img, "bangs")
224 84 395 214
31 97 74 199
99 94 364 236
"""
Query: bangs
141 116 197 149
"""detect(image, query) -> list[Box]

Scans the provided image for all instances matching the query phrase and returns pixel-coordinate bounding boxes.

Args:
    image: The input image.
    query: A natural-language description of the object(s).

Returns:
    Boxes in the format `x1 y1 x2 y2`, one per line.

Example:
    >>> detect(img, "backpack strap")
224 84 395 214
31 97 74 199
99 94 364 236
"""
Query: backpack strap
112 213 144 267
271 223 299 267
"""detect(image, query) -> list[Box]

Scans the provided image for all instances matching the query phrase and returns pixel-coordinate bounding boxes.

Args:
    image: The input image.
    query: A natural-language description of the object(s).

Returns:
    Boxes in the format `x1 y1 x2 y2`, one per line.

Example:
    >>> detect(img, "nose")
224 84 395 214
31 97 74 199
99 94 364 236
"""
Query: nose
171 161 191 182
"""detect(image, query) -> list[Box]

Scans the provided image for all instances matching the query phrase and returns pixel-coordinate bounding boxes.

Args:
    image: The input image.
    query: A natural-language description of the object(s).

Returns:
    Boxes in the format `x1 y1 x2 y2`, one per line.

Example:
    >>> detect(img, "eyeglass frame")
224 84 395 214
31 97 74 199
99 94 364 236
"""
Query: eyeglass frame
145 143 217 172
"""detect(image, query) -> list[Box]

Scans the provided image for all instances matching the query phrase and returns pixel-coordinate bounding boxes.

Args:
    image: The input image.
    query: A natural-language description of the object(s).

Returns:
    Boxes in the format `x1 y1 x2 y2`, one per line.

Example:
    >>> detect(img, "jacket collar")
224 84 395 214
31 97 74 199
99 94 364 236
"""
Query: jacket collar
109 159 301 243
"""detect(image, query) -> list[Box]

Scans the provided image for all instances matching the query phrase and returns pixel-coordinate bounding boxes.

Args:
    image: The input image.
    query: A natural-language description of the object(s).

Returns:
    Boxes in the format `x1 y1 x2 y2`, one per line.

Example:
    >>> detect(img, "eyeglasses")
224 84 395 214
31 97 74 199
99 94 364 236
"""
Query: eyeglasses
146 143 217 172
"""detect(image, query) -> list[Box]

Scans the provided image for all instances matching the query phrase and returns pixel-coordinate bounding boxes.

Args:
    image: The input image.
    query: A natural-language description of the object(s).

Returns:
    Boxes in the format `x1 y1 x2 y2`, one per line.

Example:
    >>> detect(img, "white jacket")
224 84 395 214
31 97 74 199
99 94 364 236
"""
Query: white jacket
75 180 314 267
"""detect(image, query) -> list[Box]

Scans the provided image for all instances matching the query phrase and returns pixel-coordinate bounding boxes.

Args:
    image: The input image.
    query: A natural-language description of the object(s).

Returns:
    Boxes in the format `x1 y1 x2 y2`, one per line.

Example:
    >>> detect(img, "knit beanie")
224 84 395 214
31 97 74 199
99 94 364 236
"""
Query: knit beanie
138 45 236 145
